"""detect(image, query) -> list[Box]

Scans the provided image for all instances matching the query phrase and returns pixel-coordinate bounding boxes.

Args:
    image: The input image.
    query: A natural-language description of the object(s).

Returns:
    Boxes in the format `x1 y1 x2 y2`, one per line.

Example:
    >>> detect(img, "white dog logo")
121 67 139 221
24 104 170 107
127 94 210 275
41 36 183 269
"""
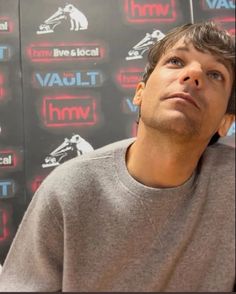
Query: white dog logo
63 4 88 31
37 3 88 34
125 30 165 60
42 134 94 168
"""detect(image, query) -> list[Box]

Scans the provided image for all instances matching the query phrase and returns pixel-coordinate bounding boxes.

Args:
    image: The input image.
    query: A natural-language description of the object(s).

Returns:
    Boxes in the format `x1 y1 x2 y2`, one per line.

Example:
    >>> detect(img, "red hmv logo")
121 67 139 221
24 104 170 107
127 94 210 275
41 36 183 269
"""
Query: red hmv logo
0 73 5 100
116 68 143 89
42 95 97 127
124 0 177 23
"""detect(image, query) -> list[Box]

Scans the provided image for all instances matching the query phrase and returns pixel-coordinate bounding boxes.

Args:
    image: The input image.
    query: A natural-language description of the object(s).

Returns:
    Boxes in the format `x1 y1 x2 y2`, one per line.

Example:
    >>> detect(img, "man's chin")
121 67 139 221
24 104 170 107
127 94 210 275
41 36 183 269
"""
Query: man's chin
143 115 200 140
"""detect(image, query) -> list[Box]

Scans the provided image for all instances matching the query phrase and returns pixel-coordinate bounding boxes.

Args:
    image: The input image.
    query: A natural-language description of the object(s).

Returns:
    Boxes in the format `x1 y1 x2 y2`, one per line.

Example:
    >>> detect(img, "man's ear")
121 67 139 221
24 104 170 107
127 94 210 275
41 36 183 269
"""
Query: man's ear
133 82 145 106
217 114 235 137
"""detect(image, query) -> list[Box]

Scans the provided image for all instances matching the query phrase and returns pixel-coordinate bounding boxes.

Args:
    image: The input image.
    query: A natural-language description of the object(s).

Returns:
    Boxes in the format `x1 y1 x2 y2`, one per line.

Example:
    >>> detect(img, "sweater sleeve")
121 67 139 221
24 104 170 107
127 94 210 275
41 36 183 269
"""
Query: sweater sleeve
0 181 63 292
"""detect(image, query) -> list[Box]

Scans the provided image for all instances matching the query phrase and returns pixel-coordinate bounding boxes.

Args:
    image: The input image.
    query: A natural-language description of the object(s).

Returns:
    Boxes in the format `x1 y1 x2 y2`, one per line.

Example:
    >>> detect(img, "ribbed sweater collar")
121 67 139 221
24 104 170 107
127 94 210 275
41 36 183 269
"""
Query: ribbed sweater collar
113 138 197 199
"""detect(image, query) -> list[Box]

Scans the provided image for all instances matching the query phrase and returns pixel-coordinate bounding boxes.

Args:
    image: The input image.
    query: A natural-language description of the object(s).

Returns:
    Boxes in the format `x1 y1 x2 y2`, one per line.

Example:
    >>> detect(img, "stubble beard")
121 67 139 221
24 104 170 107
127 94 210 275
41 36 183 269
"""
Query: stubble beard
141 113 201 143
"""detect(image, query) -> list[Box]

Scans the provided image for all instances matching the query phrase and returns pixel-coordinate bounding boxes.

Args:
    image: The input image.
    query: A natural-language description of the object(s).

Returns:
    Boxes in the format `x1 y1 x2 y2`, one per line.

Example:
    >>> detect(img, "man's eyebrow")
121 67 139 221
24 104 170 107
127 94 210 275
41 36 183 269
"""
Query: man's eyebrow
215 58 232 74
168 47 190 53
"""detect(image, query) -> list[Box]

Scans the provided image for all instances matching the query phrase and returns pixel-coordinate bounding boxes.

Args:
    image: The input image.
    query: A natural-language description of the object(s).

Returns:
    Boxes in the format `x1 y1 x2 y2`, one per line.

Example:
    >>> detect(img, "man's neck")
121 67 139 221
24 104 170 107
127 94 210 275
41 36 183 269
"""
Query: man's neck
126 131 207 189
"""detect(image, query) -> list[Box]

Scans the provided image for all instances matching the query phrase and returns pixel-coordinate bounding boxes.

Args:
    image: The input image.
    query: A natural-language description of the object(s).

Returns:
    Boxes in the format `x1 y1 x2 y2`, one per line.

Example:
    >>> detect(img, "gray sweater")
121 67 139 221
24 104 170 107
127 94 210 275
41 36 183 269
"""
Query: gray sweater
0 138 235 292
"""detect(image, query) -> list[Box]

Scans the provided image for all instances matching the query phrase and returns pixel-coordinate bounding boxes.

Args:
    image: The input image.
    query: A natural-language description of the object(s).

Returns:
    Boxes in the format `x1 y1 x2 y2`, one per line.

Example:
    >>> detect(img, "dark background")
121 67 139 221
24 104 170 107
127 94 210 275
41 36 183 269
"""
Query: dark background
0 0 235 263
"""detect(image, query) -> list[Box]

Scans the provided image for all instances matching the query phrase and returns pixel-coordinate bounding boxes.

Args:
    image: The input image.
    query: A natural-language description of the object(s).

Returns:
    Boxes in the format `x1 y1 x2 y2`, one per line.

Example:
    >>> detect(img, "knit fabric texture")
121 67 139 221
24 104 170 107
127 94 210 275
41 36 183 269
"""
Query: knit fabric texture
0 138 235 292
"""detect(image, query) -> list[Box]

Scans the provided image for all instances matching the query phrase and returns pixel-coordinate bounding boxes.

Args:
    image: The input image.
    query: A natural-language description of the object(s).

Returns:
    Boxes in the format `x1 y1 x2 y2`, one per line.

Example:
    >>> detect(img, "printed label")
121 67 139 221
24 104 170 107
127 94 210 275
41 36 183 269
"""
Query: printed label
124 0 177 23
42 95 97 127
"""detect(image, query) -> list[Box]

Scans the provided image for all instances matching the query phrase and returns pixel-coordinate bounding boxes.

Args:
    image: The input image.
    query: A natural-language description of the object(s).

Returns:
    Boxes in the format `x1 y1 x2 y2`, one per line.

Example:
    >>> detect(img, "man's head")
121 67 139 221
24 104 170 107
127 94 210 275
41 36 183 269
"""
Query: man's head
134 22 235 144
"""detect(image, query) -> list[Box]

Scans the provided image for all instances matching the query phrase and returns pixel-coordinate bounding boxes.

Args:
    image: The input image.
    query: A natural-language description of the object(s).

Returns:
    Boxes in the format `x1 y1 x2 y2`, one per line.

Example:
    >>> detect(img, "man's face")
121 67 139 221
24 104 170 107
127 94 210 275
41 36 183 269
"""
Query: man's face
134 38 233 142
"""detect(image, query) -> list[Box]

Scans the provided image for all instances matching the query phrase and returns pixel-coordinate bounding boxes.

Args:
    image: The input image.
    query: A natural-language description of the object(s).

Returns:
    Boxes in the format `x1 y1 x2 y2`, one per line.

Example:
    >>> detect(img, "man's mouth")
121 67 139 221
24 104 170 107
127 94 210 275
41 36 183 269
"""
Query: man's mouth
165 93 200 109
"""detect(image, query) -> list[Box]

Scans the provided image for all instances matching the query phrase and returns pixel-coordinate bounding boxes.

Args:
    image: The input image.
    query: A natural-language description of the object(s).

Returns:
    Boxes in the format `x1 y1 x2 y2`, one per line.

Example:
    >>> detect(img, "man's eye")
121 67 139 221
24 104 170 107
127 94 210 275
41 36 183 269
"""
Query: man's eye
207 71 224 81
166 57 183 66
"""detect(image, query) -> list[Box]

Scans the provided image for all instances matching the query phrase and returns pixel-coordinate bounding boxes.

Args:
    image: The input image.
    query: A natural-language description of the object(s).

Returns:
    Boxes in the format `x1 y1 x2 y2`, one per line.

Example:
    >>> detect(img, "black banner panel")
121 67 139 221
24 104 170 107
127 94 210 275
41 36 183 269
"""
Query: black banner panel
0 0 24 262
0 0 235 263
20 0 192 200
193 0 235 33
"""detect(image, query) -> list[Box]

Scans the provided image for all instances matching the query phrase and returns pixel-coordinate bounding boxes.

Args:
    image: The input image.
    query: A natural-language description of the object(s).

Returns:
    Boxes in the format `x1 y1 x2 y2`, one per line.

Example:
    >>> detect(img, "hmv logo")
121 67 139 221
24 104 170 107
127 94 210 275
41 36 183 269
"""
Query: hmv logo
0 180 15 198
37 3 88 34
0 73 5 99
124 0 177 23
42 96 97 127
0 153 14 167
202 0 235 9
126 29 165 60
28 44 103 62
33 70 103 88
116 68 143 89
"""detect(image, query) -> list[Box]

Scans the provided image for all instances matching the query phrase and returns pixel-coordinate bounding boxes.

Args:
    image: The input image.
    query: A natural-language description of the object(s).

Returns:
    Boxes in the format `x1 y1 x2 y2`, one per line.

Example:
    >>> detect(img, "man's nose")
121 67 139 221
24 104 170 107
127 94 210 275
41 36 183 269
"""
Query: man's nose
179 63 203 89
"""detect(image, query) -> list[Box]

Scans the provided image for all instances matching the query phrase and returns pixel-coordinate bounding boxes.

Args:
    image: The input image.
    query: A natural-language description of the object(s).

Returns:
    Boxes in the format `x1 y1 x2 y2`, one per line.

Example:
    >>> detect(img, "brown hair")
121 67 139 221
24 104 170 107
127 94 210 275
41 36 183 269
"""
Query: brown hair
142 22 235 114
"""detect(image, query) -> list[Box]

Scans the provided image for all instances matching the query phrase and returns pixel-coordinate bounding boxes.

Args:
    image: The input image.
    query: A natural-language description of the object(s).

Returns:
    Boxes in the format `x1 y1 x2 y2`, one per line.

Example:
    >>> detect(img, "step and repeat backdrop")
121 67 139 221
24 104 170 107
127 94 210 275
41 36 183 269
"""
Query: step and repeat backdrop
0 0 235 262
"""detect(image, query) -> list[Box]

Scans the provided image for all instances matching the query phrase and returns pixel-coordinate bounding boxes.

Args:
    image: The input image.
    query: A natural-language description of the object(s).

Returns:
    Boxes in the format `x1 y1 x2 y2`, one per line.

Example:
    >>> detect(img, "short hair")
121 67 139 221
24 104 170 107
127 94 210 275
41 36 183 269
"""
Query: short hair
142 22 235 114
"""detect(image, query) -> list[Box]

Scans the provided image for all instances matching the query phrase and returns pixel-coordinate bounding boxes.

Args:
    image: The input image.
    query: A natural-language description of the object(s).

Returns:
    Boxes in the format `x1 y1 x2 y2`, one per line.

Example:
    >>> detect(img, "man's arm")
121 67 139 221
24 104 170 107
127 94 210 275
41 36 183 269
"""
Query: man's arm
0 183 63 292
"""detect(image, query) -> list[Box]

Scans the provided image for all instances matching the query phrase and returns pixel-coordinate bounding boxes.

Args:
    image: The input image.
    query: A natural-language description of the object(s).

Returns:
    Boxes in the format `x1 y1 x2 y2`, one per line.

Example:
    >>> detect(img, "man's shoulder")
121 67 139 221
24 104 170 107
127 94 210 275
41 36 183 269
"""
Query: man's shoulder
202 142 235 174
218 134 235 149
205 141 235 160
61 137 134 168
89 137 135 157
43 137 134 184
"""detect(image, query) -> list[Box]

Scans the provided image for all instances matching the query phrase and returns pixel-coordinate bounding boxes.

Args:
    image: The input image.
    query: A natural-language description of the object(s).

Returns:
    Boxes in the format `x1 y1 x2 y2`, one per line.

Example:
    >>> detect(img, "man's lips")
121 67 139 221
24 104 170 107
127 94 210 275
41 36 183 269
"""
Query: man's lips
164 93 200 109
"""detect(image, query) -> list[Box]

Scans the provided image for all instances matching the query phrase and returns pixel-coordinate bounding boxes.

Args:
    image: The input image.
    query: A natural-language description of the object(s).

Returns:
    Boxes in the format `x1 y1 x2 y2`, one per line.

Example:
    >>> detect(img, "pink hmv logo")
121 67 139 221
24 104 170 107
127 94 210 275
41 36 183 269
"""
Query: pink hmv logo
42 95 97 127
0 73 5 100
116 68 143 89
124 0 177 23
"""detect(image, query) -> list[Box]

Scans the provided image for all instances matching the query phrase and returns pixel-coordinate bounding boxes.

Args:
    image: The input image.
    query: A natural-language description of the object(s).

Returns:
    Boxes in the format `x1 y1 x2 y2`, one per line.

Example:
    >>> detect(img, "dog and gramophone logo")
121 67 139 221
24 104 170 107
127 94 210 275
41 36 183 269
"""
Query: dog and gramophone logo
42 134 94 168
125 29 165 60
36 3 88 34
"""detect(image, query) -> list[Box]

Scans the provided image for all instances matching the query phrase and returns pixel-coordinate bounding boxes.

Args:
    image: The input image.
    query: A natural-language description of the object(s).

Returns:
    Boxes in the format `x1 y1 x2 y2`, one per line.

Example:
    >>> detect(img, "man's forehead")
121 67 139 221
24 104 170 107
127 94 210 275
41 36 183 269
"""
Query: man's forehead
164 39 202 55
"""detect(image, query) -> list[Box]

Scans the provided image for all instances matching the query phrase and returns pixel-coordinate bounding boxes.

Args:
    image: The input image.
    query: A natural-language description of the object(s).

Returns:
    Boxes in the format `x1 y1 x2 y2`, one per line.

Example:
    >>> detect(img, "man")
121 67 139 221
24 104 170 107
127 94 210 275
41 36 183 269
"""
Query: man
0 22 235 292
